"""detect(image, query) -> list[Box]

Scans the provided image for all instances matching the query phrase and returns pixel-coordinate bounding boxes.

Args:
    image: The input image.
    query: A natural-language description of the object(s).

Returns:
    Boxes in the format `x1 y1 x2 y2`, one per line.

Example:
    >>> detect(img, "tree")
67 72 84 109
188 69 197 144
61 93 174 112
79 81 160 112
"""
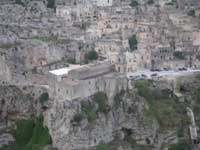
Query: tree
187 9 196 17
128 35 138 51
47 0 55 9
85 50 98 62
15 0 25 6
147 0 154 5
130 0 139 8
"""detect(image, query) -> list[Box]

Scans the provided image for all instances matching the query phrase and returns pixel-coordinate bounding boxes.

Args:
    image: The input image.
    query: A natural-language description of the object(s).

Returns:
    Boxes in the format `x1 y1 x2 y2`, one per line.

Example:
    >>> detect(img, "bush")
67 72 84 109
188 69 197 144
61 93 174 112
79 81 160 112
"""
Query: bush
187 9 195 17
10 116 52 150
15 0 25 6
47 0 55 9
85 50 98 62
76 92 109 124
81 101 97 123
147 0 154 5
39 92 49 104
128 35 138 51
130 0 139 8
169 140 191 150
96 144 109 150
15 119 35 145
93 92 108 114
73 113 84 124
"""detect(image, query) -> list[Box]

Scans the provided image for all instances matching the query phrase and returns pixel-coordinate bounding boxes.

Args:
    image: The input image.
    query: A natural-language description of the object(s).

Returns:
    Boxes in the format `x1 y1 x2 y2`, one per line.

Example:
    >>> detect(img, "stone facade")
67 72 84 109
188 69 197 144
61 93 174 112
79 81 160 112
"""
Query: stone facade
48 61 127 101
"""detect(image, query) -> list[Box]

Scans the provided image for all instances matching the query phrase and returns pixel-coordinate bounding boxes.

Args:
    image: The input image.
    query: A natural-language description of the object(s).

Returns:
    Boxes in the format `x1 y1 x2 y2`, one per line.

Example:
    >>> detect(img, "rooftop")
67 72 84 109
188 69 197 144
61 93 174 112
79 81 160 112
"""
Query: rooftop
49 64 85 76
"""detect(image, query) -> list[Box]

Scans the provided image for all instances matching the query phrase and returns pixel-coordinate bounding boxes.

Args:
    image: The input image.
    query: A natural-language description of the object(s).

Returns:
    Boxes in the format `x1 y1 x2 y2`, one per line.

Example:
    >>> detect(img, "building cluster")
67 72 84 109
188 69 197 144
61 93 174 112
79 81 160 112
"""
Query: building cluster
45 0 200 101
0 0 200 100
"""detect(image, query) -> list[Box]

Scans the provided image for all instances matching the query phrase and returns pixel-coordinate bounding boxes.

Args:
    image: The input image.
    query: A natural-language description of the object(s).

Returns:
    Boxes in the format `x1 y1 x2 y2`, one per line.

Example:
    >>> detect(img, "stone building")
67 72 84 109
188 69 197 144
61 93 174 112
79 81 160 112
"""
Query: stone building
151 46 174 69
110 51 139 73
48 61 126 101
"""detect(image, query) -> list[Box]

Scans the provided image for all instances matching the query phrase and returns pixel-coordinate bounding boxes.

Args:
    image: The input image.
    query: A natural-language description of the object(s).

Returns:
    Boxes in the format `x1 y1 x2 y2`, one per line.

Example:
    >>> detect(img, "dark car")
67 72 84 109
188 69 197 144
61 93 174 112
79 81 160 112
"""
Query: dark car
178 67 187 71
163 68 170 71
141 74 147 78
151 69 161 72
151 73 158 77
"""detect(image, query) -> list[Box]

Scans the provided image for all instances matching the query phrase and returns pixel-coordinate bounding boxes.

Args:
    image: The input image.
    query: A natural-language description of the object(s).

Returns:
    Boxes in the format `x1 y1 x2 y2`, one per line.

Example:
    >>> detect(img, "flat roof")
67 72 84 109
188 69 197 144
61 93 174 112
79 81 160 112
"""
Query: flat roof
49 65 85 76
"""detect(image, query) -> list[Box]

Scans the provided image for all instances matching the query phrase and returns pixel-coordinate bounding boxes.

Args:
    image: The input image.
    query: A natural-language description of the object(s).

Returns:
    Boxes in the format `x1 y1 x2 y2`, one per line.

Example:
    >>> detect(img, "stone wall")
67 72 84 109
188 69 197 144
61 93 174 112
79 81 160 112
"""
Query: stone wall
0 54 11 83
49 72 127 102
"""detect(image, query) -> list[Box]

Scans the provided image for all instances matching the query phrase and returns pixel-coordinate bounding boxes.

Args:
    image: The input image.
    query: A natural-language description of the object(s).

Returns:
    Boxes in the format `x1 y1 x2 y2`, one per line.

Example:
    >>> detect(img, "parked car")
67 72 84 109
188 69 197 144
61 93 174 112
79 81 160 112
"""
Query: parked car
141 74 147 78
151 73 158 77
178 67 187 71
163 68 170 71
150 69 161 72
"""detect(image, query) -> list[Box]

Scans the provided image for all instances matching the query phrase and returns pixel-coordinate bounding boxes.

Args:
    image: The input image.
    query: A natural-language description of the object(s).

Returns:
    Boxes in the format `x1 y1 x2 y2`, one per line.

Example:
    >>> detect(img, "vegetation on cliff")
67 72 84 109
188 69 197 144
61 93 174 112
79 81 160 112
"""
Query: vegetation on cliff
0 116 51 150
128 35 138 51
73 92 109 124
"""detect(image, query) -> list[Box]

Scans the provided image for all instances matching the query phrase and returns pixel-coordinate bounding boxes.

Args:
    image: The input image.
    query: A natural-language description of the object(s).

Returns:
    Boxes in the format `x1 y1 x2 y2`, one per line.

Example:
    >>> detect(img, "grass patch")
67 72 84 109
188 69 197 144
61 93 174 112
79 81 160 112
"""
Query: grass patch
1 116 51 150
168 139 191 150
96 144 109 150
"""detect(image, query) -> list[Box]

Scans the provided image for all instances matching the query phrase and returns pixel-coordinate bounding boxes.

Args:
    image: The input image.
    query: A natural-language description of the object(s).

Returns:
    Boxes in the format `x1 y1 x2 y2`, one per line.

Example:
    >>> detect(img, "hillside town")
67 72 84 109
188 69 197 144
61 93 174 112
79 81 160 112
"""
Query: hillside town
1 0 200 150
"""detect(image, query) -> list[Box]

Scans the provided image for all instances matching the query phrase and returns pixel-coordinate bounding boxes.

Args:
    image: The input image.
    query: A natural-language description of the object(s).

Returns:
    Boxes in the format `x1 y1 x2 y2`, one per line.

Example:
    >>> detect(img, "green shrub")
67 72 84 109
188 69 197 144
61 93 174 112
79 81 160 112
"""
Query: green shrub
15 119 35 145
47 0 55 9
81 101 97 123
73 113 84 124
96 144 109 150
169 140 191 150
15 0 25 6
39 92 49 104
187 9 195 17
127 136 136 148
8 116 52 150
128 35 138 51
85 50 98 62
93 92 108 114
147 0 154 5
130 0 139 8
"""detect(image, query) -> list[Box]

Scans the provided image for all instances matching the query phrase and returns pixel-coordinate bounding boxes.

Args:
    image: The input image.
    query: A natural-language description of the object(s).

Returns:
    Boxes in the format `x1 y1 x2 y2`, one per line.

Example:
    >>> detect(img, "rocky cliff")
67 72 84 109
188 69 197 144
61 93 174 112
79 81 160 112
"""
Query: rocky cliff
43 75 200 150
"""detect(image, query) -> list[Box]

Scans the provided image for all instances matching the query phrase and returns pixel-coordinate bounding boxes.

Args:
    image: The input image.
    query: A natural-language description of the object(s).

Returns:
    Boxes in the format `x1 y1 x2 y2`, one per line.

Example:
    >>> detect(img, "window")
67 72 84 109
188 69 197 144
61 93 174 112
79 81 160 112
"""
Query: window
118 67 120 72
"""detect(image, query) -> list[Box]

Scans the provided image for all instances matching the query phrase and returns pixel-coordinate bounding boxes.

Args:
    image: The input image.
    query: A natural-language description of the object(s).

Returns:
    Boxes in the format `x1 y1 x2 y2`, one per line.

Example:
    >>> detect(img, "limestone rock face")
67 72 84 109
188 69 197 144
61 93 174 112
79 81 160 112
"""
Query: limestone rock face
45 94 159 150
0 85 46 121
0 133 15 148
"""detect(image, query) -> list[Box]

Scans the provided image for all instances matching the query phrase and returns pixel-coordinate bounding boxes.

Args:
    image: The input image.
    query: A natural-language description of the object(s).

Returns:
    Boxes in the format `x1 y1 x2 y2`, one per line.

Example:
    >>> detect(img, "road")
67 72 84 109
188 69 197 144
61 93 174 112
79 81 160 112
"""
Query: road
127 68 200 80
